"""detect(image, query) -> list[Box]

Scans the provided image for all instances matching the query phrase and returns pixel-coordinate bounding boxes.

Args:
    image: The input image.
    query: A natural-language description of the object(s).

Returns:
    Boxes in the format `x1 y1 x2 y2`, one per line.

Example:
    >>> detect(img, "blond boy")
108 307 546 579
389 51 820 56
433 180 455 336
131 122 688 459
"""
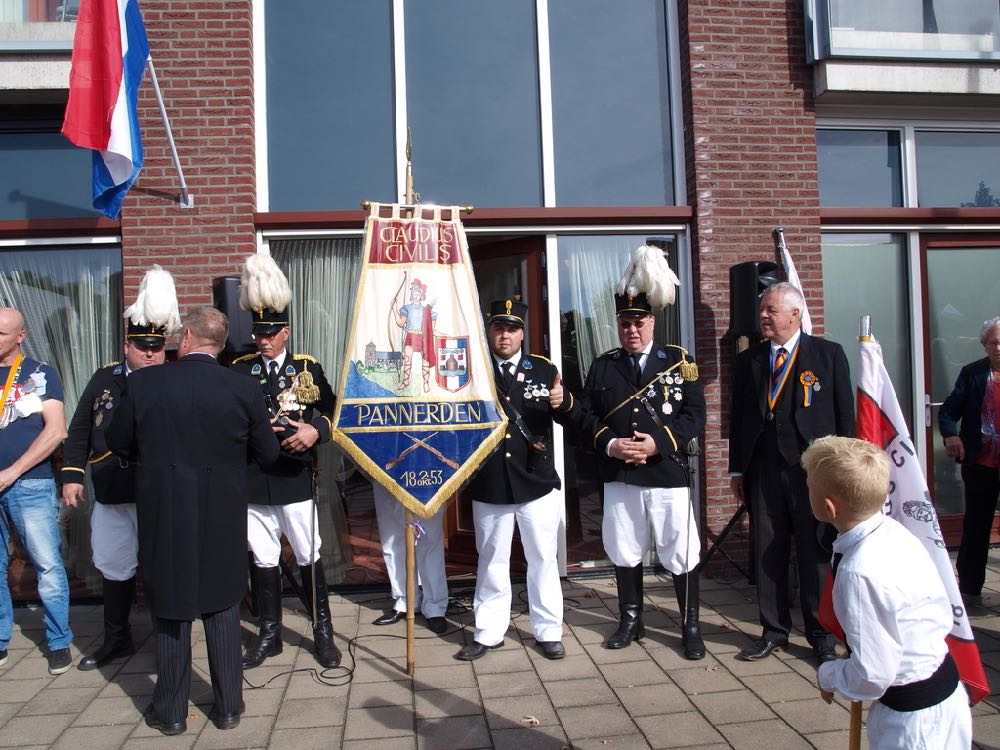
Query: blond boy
802 436 971 750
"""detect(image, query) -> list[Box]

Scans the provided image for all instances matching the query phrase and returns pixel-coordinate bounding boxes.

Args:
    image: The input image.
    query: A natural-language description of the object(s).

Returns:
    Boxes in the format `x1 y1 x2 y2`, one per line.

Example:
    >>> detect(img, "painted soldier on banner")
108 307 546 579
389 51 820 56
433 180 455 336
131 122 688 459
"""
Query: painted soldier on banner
392 278 437 392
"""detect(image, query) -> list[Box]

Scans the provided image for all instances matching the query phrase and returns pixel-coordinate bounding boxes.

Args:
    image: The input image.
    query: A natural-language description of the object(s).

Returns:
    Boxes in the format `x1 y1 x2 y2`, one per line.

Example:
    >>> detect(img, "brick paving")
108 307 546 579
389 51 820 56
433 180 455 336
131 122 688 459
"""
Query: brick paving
3 552 1000 749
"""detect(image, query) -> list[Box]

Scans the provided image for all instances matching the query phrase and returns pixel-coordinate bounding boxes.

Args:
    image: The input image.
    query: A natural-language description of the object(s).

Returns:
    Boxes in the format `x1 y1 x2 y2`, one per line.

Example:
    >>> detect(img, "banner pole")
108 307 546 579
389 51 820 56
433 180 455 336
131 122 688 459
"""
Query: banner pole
848 701 862 749
146 58 194 209
405 512 416 676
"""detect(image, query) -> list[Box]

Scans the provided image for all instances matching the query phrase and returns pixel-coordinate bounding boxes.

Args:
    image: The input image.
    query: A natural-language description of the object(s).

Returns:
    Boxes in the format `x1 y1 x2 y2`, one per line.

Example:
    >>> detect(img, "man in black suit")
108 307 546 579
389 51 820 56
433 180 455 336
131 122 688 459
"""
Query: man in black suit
456 299 578 662
107 306 279 735
729 282 855 663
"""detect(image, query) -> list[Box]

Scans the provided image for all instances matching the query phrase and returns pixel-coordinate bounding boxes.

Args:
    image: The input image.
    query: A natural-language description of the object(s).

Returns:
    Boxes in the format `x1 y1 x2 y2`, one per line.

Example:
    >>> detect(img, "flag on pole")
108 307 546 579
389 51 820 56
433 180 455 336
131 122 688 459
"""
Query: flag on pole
855 335 989 704
63 0 150 219
775 230 813 334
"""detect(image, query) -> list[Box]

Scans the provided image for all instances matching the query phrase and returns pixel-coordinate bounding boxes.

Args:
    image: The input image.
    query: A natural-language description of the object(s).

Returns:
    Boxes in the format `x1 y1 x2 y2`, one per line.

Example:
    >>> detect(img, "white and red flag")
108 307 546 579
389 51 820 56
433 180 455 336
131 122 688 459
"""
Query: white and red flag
855 335 989 704
63 0 150 219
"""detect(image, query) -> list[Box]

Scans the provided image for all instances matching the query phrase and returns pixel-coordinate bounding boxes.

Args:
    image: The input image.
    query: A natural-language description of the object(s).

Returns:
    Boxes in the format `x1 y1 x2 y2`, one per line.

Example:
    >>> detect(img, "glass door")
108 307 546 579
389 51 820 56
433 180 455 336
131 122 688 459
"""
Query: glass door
923 237 1000 545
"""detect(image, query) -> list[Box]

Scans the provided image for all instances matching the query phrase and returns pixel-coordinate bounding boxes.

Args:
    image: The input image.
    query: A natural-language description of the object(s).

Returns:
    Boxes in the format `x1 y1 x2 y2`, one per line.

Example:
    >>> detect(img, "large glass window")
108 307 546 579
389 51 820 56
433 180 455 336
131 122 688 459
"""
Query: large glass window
404 0 542 207
817 129 903 207
0 132 98 220
821 233 912 424
0 243 122 599
548 0 675 206
265 2 396 210
916 131 1000 208
808 0 1000 60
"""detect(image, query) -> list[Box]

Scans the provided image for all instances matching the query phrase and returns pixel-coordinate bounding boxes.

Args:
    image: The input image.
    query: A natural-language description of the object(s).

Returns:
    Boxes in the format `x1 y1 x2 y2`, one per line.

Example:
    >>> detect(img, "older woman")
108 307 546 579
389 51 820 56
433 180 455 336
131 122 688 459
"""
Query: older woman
940 317 1000 604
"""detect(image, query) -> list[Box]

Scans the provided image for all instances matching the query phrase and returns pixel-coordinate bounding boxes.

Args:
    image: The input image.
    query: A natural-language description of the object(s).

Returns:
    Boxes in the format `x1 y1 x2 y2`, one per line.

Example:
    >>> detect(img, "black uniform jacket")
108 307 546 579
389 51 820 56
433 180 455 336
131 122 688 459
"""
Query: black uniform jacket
106 353 280 620
61 362 135 504
581 344 706 489
728 332 855 474
939 356 991 465
467 353 579 505
230 352 336 506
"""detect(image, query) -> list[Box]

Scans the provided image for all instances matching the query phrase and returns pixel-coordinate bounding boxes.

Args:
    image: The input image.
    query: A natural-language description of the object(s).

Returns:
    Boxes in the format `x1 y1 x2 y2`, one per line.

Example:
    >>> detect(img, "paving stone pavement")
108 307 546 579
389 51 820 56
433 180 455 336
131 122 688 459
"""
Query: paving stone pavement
4 552 1000 749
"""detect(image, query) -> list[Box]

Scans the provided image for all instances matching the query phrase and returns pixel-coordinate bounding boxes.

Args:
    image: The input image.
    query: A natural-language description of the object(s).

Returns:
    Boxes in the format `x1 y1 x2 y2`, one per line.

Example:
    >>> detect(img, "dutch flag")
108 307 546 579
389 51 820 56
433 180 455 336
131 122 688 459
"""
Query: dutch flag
62 0 150 219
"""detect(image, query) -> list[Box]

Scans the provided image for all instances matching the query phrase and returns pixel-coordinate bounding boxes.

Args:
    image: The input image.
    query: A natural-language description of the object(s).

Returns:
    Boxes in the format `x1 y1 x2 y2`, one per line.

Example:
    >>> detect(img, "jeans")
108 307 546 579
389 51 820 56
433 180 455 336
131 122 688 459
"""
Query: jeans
0 478 73 650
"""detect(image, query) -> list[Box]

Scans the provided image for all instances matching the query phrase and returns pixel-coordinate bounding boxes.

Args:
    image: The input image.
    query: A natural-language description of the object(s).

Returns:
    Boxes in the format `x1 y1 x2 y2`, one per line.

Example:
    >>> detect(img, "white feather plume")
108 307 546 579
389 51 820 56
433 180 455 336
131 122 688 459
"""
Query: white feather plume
124 265 181 333
616 245 680 309
239 250 292 313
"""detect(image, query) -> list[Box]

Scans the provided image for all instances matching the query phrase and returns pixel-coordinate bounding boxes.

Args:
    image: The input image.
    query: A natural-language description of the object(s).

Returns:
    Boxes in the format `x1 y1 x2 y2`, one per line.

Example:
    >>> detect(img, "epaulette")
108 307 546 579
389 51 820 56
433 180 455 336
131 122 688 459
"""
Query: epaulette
231 353 258 365
528 353 555 366
601 348 621 360
660 344 698 381
293 354 319 364
102 360 123 369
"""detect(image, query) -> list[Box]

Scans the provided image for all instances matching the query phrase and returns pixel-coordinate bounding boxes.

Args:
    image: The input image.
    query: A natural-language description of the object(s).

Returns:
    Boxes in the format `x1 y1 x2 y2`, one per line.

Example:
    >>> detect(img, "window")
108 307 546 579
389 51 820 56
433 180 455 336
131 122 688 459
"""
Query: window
916 131 1000 207
0 131 98 220
807 0 1000 61
817 129 903 207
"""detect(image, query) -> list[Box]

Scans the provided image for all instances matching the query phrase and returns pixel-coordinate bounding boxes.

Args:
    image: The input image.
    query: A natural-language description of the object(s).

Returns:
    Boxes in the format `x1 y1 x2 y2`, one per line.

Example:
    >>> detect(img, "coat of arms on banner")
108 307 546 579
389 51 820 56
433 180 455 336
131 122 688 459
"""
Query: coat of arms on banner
331 203 507 519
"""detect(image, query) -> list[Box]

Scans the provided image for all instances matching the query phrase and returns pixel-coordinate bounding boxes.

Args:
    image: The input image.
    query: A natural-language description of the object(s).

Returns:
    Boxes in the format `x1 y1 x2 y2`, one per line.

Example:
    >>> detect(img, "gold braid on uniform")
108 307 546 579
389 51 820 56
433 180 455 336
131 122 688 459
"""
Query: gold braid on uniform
231 352 258 365
662 344 698 382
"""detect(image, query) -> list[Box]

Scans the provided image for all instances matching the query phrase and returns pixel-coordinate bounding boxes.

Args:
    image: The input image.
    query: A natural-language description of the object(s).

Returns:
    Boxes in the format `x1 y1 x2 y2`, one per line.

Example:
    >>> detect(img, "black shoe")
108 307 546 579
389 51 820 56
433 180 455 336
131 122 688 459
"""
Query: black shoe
312 623 342 669
455 641 502 661
145 712 186 736
681 621 706 661
78 636 135 671
46 647 72 675
736 638 787 661
538 641 565 660
211 711 242 730
814 644 839 663
372 610 405 626
425 616 447 635
243 565 283 670
0 649 7 667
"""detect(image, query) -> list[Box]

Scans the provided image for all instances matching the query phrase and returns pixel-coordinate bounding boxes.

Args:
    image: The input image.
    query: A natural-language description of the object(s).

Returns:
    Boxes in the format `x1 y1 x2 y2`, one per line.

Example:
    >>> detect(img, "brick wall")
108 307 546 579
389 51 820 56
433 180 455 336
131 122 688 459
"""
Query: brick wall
121 0 256 308
680 0 822 573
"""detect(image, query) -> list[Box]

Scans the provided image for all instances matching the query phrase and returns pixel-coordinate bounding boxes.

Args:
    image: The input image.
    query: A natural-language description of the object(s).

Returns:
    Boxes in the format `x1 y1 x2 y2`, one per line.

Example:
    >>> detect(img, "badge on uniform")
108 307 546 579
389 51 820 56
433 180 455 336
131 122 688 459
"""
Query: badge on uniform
800 370 819 407
521 359 533 370
251 363 262 376
656 349 667 359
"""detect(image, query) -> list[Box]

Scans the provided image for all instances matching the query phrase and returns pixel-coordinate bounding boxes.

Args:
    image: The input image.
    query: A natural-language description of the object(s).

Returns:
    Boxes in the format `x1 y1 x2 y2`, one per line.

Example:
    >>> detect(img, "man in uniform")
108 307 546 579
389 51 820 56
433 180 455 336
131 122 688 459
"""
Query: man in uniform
62 265 179 672
580 247 707 660
729 281 854 663
233 252 341 670
456 299 577 661
0 307 72 675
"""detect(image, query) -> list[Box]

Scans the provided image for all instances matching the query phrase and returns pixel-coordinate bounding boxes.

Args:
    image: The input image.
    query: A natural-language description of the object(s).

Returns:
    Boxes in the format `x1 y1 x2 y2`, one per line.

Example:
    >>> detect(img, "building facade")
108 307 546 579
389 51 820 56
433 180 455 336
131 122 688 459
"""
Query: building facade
1 0 998 596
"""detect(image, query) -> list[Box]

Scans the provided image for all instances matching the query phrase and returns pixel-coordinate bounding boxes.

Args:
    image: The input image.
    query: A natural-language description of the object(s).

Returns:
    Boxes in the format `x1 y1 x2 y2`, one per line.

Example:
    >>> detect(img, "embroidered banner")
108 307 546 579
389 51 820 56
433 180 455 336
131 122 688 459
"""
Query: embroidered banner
331 203 506 519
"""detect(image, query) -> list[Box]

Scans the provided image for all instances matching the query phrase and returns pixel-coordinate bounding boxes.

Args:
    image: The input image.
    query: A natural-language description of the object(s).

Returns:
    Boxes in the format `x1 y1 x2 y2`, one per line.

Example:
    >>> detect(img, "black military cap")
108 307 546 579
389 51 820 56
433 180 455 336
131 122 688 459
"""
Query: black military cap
250 307 289 337
488 299 527 328
614 292 652 317
126 320 168 348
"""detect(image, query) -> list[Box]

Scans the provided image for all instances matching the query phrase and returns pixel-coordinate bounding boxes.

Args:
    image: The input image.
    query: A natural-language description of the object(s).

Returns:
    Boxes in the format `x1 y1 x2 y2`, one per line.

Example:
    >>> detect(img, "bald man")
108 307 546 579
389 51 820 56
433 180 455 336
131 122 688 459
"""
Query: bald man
0 308 72 675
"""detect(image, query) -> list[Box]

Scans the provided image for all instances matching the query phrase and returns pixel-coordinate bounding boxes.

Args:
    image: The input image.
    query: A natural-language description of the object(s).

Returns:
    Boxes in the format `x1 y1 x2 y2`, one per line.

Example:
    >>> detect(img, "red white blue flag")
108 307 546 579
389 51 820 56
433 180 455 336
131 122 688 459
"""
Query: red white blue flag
855 336 989 704
62 0 150 219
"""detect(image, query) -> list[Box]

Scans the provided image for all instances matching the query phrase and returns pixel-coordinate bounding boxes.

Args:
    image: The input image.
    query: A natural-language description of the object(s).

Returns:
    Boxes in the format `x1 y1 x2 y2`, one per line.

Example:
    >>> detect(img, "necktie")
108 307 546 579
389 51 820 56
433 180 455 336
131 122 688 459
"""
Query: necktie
772 347 788 388
631 354 643 386
501 362 514 390
268 361 279 391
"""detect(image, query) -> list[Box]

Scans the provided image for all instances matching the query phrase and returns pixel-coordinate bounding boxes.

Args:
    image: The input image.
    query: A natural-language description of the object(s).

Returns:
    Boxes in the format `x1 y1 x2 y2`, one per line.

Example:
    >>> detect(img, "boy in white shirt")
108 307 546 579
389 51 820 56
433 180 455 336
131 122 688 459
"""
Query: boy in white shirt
802 436 972 750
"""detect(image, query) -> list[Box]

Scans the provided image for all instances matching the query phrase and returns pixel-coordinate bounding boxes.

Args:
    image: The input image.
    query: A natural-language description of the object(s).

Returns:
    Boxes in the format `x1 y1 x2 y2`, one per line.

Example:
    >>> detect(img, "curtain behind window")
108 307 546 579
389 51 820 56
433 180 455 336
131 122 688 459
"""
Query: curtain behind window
270 237 363 582
0 244 122 596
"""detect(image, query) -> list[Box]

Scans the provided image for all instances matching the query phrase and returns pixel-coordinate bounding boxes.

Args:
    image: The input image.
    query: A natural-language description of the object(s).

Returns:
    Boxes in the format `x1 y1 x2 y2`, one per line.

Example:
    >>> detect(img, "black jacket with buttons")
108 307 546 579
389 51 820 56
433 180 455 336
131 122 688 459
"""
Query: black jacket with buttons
467 353 579 504
581 344 705 488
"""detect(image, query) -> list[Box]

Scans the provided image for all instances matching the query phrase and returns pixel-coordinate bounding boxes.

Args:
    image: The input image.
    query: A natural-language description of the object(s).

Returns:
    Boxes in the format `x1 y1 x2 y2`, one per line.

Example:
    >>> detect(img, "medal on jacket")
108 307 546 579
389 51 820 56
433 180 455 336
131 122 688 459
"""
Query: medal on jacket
800 371 819 407
293 370 320 404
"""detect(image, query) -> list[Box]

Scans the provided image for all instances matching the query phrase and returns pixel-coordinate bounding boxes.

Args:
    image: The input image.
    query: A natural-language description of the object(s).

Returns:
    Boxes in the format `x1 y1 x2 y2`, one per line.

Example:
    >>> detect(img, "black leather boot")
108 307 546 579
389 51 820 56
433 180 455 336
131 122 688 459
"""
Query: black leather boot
606 564 644 649
300 563 342 668
242 565 283 669
673 572 705 660
79 577 136 671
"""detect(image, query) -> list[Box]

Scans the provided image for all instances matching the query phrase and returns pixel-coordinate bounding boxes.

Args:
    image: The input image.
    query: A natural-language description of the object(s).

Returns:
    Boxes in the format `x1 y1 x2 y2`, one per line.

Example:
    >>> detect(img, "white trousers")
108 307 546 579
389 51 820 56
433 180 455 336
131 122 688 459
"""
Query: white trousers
247 500 322 567
372 485 448 618
91 502 138 581
866 683 972 750
472 493 563 645
602 483 700 573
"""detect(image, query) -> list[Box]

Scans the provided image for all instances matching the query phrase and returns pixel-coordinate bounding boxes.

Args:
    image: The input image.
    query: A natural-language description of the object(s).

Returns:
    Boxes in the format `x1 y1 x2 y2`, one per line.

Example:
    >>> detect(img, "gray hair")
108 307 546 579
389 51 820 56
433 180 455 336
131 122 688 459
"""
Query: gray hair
762 281 804 312
183 306 229 352
981 317 1000 345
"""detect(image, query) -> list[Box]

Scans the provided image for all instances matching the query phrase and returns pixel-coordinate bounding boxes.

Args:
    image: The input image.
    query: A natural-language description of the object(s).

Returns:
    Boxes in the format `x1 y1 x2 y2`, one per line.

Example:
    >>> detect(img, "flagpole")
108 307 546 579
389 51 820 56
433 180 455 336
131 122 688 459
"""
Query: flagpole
404 127 417 677
146 58 194 209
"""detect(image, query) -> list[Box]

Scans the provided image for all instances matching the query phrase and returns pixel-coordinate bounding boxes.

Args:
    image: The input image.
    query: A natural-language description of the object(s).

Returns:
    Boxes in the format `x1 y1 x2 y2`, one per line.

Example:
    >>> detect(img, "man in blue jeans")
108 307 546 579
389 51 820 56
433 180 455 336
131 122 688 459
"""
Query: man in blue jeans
0 307 72 675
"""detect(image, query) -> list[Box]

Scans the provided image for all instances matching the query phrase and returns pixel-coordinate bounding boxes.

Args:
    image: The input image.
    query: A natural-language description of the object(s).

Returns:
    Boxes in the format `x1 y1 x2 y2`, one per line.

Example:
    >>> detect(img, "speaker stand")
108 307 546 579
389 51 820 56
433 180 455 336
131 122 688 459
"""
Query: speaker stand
699 502 751 581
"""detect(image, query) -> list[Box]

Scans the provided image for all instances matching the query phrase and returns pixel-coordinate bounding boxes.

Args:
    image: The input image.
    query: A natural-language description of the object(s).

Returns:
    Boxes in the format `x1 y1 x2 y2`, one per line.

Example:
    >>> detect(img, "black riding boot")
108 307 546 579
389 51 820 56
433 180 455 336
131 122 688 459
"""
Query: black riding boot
300 563 342 668
79 576 136 671
672 572 705 660
606 564 645 649
242 565 283 669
